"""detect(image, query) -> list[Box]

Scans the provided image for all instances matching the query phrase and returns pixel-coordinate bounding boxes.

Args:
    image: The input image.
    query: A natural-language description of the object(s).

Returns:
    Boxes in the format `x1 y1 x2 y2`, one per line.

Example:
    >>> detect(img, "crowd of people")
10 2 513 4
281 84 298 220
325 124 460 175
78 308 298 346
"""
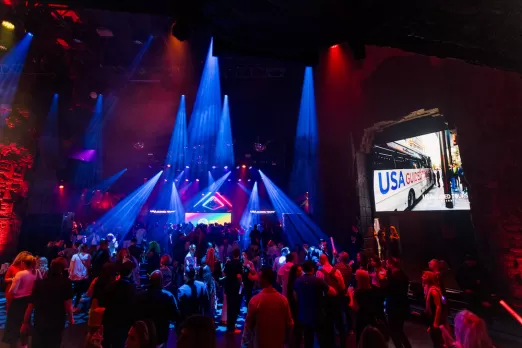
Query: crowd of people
0 221 496 348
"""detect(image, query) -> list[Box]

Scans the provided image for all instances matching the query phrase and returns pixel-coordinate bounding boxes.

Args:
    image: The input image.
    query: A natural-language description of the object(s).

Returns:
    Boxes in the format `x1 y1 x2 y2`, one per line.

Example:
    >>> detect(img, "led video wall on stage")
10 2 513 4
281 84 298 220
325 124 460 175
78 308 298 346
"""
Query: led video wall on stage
372 130 470 212
185 212 231 225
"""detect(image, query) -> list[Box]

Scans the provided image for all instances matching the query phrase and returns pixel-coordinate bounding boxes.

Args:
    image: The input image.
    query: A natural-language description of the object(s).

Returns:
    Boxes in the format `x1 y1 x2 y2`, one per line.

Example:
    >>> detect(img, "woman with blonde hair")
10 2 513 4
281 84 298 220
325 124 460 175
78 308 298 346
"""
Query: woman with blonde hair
348 269 379 342
4 251 31 311
389 226 401 258
3 255 37 347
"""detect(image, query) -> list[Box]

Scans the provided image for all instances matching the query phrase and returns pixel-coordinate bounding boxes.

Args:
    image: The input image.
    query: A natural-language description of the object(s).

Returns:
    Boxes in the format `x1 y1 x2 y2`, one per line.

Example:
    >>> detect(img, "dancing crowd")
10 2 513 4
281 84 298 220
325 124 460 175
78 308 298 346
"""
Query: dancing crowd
0 222 496 348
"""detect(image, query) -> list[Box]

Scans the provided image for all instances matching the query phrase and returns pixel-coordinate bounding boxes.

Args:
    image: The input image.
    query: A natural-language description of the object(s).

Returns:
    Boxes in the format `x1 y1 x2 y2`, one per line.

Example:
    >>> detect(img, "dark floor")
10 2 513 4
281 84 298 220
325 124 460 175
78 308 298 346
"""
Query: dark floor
0 295 520 347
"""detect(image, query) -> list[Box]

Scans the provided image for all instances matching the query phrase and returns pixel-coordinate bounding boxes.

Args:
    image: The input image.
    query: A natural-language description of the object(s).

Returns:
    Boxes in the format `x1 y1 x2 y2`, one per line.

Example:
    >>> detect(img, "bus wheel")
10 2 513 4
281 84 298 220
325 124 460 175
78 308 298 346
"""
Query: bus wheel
408 189 415 208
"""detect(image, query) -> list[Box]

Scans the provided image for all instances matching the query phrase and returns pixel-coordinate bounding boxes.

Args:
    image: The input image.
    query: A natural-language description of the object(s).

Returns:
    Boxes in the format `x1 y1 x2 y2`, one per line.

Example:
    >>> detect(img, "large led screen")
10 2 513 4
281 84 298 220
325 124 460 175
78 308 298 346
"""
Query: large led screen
185 212 232 225
372 131 470 211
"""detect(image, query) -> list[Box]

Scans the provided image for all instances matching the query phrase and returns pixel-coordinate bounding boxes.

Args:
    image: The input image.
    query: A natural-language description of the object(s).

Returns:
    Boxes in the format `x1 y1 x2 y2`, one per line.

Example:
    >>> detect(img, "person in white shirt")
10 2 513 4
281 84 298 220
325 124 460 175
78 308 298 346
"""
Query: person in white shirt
3 254 38 347
277 253 295 299
69 244 91 312
184 244 198 273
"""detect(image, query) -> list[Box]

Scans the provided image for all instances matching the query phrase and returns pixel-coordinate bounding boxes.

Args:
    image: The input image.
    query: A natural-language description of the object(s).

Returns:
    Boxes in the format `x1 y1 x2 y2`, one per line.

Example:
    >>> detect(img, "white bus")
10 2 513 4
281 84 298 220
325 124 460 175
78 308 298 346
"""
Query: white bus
373 142 435 211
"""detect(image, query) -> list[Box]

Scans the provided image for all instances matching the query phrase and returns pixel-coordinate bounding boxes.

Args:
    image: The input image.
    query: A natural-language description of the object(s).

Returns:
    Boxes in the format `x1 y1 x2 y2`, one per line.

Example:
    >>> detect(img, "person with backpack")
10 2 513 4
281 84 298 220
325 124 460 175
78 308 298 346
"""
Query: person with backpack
176 269 210 335
316 253 346 348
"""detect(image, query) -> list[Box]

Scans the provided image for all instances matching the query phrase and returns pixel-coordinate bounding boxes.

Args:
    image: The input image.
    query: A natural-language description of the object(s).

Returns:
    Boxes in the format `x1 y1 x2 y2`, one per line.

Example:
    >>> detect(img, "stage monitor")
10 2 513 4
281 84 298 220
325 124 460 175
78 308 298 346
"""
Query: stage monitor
185 212 232 226
372 130 470 212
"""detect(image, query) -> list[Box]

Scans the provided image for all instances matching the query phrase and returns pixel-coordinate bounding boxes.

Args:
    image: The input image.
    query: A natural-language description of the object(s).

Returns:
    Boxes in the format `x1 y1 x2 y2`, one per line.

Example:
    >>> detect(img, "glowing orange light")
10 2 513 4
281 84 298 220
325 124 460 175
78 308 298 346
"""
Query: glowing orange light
241 164 246 169
499 300 522 325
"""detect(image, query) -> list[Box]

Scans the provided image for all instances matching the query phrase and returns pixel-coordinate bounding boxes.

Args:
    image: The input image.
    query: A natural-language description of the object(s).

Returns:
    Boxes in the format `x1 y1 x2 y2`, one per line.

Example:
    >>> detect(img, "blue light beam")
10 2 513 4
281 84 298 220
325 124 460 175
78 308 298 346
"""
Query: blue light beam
260 170 326 247
74 94 104 188
190 172 231 208
128 35 154 81
0 33 33 106
215 95 234 168
290 67 319 215
168 182 185 225
98 171 162 239
240 181 260 249
187 38 222 172
165 95 188 175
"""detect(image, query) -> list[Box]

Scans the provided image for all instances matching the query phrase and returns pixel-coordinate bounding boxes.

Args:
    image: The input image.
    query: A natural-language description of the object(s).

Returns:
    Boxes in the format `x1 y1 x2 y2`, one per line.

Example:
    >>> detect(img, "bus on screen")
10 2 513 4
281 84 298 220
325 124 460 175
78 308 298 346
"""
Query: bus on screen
373 141 435 211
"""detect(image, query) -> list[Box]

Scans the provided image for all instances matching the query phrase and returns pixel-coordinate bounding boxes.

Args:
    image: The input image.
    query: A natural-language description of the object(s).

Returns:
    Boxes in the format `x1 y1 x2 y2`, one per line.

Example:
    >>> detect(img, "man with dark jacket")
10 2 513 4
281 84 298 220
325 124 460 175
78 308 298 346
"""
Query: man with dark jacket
91 239 110 278
135 271 178 345
100 261 136 347
223 248 243 334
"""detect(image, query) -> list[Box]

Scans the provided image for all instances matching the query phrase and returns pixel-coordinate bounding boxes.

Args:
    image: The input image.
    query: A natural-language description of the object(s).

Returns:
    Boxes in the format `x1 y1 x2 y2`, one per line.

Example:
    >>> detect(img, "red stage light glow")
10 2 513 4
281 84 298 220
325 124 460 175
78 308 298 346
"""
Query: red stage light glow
59 185 64 189
215 192 232 207
241 164 246 169
331 44 339 48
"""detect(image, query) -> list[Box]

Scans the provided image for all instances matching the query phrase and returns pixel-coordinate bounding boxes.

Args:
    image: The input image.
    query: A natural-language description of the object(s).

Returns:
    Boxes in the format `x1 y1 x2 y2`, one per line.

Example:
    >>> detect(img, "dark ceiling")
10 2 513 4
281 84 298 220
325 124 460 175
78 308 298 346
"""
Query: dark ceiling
35 0 522 73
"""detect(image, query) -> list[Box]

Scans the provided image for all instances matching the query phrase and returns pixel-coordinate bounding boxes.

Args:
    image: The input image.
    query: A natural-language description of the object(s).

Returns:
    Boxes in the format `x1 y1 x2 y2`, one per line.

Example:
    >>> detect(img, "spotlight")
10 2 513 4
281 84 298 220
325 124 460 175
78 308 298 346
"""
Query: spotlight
90 91 98 99
196 178 200 182
331 44 339 48
212 166 217 169
238 179 242 182
167 164 171 168
248 179 251 182
185 179 189 181
236 166 240 169
2 21 15 31
185 165 190 169
228 179 232 181
27 32 33 37
249 166 252 169
175 179 179 182
202 193 205 196
241 165 247 169
224 166 228 169
59 185 64 189
164 179 168 182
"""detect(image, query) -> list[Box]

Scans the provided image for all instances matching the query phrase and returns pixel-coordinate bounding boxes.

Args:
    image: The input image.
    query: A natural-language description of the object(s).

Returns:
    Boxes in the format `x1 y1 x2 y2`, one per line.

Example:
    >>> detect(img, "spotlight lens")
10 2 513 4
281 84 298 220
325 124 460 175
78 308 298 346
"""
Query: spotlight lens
236 166 240 169
249 166 252 169
167 164 171 168
196 179 200 182
238 179 242 182
185 179 189 181
241 165 246 169
59 185 64 189
2 21 15 31
212 166 217 169
224 166 228 169
185 165 190 169
164 179 167 182
248 179 251 182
